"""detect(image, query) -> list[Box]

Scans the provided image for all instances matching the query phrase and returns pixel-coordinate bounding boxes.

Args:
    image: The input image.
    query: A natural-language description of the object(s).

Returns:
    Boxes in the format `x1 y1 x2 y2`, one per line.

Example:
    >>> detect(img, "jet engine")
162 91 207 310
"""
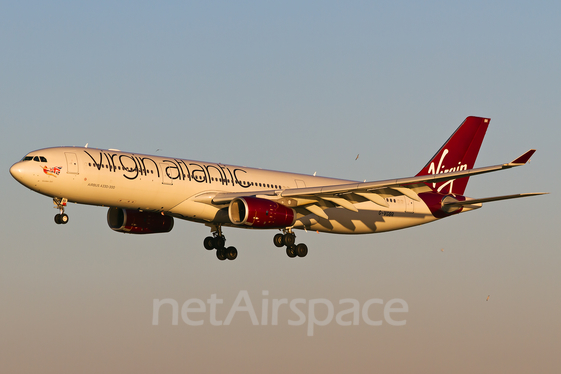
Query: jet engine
228 197 295 228
107 207 174 234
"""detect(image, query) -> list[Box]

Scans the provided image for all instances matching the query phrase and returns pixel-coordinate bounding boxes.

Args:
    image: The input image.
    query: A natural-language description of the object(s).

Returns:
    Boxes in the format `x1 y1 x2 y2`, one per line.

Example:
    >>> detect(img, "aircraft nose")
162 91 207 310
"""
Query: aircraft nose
10 162 30 185
10 163 21 179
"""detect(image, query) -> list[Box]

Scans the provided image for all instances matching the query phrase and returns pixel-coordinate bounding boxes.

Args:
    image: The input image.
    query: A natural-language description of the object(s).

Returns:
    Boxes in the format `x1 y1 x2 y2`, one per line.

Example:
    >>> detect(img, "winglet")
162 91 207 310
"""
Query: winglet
509 149 536 165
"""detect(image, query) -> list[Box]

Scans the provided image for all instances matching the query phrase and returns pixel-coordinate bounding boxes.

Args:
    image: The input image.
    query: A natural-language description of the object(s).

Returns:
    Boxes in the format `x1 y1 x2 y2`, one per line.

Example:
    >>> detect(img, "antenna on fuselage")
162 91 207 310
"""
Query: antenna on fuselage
85 143 88 148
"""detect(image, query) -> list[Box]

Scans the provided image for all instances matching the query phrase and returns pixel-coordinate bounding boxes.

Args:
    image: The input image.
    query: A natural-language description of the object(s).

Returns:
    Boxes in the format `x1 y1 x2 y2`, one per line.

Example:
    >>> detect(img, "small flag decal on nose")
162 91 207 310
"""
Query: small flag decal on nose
42 166 62 177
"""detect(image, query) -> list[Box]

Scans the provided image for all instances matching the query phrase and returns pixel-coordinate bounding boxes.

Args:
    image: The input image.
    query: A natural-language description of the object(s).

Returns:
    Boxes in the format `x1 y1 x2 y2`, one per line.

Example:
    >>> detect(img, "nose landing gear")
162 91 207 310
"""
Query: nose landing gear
53 198 69 225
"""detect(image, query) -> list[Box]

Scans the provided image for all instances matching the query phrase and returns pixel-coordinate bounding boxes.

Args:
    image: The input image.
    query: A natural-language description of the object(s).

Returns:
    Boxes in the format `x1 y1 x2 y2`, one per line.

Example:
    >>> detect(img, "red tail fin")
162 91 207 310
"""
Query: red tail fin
416 116 490 195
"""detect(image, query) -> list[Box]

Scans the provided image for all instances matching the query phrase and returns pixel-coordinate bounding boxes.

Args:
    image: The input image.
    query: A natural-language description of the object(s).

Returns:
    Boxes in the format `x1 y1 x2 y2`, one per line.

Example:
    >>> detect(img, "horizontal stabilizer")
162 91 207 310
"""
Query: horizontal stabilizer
443 192 548 207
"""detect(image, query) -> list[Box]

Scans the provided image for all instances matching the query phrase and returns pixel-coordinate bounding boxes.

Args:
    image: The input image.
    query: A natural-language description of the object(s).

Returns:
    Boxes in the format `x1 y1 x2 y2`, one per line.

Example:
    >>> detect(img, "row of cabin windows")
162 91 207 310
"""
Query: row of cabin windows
22 158 406 197
87 162 285 189
23 155 47 162
88 162 154 173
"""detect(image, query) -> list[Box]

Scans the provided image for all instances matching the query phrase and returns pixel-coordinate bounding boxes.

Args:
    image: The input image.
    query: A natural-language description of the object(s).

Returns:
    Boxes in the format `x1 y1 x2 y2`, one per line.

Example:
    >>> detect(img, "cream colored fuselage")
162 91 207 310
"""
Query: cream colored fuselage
10 147 441 234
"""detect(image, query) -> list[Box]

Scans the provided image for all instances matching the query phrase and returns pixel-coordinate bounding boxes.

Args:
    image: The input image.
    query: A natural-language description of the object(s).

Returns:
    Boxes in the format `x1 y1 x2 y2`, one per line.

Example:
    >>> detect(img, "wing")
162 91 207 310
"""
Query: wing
208 150 543 218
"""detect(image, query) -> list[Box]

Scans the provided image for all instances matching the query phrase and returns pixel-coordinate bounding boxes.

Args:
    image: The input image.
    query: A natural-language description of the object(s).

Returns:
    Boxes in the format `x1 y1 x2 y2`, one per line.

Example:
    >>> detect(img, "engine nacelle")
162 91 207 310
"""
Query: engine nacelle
107 207 174 234
418 192 465 218
229 197 295 228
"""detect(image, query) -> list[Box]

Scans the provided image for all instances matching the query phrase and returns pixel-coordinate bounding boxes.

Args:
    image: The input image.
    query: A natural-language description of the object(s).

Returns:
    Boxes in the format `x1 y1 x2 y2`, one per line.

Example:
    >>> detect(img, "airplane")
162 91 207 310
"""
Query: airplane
9 116 546 261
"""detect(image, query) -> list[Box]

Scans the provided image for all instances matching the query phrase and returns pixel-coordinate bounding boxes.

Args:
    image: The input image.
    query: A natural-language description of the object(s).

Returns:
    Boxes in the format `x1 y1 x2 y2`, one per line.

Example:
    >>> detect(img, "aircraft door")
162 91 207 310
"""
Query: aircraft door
159 163 173 185
65 152 79 174
405 197 414 213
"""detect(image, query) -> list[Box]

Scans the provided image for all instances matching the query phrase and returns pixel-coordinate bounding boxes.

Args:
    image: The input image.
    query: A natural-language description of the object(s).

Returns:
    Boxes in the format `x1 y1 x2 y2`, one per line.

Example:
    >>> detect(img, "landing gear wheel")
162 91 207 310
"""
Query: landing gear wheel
283 233 295 247
203 236 215 250
226 247 238 260
296 243 308 258
286 245 297 258
216 248 227 261
54 213 69 224
213 236 225 250
273 233 285 247
53 198 68 225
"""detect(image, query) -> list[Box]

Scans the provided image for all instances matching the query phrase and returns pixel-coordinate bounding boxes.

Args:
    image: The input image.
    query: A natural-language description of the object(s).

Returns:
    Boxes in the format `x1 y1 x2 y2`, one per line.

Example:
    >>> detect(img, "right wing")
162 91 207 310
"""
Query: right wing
211 150 540 214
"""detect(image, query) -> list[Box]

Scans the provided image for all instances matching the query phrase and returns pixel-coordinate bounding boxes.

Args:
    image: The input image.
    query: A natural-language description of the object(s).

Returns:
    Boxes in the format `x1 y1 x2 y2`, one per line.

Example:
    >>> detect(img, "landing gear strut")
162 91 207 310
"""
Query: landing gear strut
53 197 69 225
273 230 308 258
204 225 237 261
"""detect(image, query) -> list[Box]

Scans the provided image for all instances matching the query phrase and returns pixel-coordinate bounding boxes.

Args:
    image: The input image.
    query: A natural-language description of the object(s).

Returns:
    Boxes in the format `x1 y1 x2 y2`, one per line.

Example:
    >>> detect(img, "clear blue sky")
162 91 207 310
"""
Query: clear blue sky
1 1 559 373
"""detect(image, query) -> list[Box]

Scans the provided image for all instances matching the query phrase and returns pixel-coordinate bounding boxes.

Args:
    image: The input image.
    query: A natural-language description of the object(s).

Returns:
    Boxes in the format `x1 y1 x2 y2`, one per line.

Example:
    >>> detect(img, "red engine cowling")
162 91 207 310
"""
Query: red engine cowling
229 197 295 228
107 207 174 234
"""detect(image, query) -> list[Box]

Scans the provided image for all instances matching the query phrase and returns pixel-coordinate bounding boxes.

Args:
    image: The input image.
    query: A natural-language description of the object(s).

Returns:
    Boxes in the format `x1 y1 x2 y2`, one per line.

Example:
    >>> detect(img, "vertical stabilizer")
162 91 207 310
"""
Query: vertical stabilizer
416 116 489 195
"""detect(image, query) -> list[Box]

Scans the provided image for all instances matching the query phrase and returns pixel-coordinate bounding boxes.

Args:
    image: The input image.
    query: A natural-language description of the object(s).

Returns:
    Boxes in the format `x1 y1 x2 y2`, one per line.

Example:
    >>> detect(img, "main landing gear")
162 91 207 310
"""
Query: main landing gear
273 230 308 258
53 197 69 225
204 225 237 261
202 227 308 261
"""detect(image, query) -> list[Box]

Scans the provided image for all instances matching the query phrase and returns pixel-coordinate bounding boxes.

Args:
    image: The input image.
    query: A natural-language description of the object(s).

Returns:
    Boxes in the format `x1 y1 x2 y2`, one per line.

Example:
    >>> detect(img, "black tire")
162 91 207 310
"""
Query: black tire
54 214 62 224
213 236 225 249
273 233 284 247
203 236 215 250
226 246 238 260
296 243 308 257
216 248 227 261
286 245 297 258
60 214 69 224
283 233 295 247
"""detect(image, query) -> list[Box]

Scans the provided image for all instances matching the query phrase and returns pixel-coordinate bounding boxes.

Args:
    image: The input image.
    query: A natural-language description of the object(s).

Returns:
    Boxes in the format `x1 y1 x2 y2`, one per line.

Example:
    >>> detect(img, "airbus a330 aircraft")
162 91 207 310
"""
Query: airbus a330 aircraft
10 116 546 261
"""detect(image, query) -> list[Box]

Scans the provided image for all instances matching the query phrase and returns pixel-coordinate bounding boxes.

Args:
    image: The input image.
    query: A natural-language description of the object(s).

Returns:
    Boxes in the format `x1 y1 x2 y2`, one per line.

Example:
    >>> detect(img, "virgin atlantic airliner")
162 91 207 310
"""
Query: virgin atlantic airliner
9 117 546 261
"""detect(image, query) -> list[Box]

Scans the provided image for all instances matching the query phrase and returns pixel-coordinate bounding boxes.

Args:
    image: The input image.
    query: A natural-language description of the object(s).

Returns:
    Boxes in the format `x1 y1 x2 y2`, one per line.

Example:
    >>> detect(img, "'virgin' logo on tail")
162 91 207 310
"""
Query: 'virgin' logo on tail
427 149 467 193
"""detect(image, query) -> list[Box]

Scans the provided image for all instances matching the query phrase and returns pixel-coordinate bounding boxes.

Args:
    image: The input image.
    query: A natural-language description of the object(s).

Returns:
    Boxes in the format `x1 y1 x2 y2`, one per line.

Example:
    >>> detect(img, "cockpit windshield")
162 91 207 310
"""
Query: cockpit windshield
22 155 47 162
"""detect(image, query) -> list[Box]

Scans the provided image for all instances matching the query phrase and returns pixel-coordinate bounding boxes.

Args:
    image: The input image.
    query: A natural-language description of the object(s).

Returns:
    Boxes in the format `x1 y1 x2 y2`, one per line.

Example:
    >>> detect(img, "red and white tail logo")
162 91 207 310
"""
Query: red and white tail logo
416 116 489 195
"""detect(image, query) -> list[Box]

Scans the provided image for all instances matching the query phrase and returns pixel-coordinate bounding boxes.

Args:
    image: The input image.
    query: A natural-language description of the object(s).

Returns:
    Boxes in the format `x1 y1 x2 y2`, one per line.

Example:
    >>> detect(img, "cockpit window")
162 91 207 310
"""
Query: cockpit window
24 155 48 162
